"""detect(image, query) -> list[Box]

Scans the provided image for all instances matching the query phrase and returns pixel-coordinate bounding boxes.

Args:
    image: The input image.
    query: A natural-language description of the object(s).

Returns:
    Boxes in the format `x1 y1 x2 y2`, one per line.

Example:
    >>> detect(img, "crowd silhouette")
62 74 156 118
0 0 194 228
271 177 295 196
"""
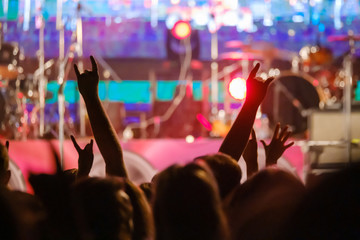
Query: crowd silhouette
0 56 359 240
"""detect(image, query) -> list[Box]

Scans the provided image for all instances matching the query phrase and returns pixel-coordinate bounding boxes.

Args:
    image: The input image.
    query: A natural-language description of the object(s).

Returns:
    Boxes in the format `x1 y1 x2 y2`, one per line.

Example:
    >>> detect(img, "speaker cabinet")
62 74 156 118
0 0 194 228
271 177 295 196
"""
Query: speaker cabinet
307 110 360 168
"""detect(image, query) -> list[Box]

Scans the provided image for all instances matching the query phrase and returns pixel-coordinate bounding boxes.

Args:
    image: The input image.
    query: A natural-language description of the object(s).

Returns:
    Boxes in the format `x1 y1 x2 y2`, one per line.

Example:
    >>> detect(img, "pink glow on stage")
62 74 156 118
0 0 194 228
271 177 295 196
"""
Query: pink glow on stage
6 138 304 193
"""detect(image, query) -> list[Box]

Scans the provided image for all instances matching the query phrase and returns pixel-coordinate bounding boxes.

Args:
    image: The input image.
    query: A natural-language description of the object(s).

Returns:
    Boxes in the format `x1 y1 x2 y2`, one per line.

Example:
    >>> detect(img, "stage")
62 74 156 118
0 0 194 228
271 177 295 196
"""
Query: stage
6 137 305 193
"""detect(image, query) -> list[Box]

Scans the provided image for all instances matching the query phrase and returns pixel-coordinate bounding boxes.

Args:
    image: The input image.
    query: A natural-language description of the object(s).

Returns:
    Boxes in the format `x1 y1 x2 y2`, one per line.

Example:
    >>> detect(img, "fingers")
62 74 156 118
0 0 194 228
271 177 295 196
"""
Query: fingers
248 63 260 80
74 64 80 79
90 56 98 73
282 131 291 143
265 77 275 86
85 139 94 152
74 56 98 77
279 125 289 140
272 123 280 141
284 141 295 149
70 135 81 152
5 140 9 151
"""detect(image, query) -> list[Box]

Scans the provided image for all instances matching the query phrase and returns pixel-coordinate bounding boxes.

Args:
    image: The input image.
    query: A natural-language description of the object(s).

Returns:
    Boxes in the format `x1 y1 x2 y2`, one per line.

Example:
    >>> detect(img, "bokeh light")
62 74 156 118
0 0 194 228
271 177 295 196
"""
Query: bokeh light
228 77 247 100
171 21 191 40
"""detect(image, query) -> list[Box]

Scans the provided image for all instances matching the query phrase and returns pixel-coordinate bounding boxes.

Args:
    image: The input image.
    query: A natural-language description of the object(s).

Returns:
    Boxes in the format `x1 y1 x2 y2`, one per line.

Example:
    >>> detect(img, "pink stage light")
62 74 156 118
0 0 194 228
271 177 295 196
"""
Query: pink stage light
171 21 191 40
228 77 247 100
196 114 212 131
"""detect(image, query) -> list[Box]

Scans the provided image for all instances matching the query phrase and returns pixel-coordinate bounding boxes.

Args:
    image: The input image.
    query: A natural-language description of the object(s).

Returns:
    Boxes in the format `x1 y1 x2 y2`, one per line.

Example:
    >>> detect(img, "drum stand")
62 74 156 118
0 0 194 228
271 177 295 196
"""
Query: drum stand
272 78 309 130
303 31 357 179
342 30 356 163
56 0 86 165
38 14 46 138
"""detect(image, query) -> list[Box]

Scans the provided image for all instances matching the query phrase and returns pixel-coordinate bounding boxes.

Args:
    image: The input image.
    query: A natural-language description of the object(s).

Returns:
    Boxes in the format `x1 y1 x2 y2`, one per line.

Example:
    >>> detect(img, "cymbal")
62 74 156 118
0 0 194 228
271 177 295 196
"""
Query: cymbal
224 40 247 49
219 52 263 60
232 41 297 61
328 35 360 42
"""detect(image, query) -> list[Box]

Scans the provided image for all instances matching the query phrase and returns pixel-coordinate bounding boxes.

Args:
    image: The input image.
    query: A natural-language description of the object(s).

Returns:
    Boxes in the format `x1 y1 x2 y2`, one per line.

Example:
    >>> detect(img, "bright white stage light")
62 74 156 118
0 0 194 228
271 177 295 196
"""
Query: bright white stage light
223 11 239 26
193 11 210 26
171 0 180 5
185 135 195 143
229 77 247 100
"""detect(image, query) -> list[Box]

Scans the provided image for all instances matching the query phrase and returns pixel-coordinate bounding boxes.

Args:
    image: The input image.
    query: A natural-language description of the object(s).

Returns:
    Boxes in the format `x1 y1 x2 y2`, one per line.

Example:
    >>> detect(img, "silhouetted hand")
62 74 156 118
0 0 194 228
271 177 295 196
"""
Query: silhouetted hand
5 141 9 151
243 129 258 176
245 63 274 106
260 123 294 166
74 56 99 100
71 135 94 178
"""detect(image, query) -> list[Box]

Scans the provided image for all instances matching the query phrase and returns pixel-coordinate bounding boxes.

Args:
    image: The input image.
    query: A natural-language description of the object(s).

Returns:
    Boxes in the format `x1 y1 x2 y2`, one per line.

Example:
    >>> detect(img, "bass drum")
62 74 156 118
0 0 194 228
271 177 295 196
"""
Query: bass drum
89 150 157 185
261 71 324 135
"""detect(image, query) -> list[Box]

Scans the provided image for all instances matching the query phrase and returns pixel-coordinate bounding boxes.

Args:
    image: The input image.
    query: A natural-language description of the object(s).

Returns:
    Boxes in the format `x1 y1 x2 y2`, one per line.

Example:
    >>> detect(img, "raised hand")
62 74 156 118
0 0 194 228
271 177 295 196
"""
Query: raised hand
73 56 126 177
71 135 94 178
260 123 294 166
245 63 274 106
243 129 258 176
74 56 99 100
219 63 273 161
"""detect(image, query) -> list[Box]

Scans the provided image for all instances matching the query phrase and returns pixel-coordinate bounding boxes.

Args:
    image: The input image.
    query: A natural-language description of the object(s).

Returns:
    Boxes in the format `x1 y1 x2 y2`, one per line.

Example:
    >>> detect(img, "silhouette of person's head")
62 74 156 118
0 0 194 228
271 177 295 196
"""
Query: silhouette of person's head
280 164 360 240
224 168 305 240
72 177 133 240
153 163 229 240
124 179 154 240
194 153 241 199
0 189 19 240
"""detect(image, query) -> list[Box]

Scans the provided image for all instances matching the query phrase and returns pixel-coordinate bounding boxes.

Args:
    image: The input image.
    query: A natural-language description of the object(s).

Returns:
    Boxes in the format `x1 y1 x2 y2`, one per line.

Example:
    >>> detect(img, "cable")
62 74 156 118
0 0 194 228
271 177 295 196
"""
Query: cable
123 36 192 139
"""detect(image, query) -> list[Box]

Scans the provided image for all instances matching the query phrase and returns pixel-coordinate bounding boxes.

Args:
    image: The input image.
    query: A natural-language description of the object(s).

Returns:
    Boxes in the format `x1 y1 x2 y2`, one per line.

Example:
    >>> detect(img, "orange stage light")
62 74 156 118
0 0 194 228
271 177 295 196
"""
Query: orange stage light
171 21 191 40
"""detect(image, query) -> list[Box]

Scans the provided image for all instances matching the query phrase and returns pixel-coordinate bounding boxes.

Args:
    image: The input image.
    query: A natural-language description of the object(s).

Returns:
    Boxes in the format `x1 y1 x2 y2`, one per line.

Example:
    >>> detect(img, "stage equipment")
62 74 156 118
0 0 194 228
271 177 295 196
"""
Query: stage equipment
124 33 194 139
210 28 219 117
166 22 200 61
0 42 21 81
57 0 95 164
35 0 47 139
8 159 27 192
299 45 333 73
301 30 360 172
261 71 322 135
304 110 360 173
90 150 156 185
331 30 358 162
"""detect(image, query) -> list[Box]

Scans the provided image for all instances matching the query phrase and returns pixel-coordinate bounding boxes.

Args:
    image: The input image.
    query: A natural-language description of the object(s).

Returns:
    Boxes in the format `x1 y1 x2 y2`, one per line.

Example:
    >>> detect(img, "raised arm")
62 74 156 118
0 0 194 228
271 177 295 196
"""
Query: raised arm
70 135 94 179
242 129 259 177
74 56 127 177
219 63 274 161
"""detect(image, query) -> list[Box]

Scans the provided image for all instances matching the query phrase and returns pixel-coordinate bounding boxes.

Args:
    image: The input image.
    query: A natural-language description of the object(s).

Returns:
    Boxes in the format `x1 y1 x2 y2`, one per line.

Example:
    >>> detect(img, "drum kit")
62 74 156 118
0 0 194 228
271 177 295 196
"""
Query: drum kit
219 31 360 140
0 35 30 139
0 0 85 142
0 40 50 139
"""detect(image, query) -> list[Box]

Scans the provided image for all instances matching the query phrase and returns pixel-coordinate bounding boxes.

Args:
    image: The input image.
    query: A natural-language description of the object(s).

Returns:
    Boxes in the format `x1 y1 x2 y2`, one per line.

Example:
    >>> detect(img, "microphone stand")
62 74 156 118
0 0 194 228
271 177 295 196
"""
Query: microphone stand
343 30 355 163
